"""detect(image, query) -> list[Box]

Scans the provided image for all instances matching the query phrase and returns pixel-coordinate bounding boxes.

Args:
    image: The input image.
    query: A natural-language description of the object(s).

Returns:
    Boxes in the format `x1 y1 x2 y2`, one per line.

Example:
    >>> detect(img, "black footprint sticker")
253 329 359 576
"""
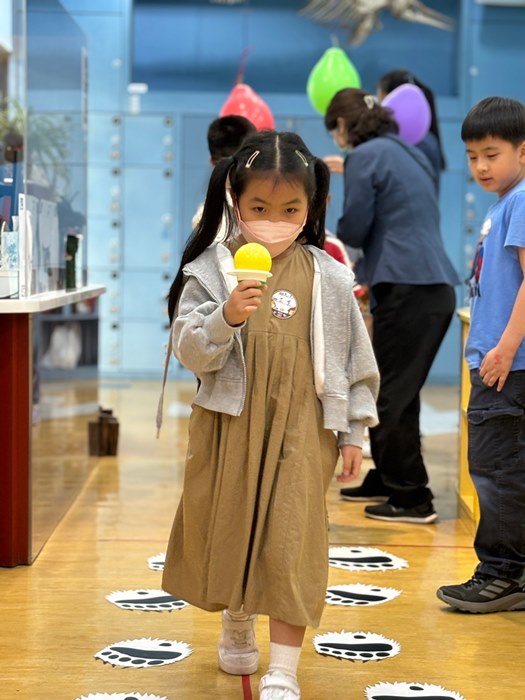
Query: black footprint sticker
313 631 400 662
326 583 401 607
95 638 191 668
147 553 165 571
328 546 408 572
77 695 168 700
365 682 466 699
106 589 188 611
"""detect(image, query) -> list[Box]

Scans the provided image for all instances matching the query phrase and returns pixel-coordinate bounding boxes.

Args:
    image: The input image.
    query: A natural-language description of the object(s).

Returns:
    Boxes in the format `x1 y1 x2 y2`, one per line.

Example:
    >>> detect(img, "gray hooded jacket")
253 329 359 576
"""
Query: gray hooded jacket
158 243 379 447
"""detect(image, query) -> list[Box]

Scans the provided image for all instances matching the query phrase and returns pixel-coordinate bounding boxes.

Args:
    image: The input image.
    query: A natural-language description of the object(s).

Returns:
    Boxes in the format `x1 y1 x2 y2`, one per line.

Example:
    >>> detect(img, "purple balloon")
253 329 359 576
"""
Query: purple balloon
382 84 431 145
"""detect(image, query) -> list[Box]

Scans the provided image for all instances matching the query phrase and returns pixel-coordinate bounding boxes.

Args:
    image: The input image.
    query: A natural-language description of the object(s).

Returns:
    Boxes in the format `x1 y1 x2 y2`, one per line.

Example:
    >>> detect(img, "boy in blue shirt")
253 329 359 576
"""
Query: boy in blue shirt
437 97 525 613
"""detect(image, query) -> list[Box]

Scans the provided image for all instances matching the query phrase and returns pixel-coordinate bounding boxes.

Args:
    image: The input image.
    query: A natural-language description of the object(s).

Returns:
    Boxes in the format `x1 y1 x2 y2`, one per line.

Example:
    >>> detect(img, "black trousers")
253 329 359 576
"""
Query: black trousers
367 283 456 507
468 369 525 580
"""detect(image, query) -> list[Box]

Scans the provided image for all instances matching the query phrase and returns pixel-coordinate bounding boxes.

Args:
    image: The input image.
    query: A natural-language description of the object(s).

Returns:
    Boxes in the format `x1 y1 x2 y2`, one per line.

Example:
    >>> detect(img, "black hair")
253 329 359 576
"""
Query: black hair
461 96 525 145
207 115 257 163
324 88 398 148
167 131 330 322
377 69 446 170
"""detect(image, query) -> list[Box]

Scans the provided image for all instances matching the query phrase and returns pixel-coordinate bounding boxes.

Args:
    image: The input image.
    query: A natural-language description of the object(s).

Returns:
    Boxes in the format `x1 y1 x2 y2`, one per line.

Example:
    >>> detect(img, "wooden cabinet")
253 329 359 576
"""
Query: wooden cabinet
0 286 104 566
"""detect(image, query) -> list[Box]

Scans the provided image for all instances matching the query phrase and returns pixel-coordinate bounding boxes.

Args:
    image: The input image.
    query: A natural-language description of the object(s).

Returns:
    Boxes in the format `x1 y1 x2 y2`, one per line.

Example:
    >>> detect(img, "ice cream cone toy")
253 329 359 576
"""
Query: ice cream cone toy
228 242 273 283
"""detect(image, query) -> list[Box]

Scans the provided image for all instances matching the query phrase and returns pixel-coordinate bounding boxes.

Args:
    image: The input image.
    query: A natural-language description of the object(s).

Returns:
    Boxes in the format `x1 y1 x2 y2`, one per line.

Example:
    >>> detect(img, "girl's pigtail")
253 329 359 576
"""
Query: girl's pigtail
167 156 235 322
306 157 331 248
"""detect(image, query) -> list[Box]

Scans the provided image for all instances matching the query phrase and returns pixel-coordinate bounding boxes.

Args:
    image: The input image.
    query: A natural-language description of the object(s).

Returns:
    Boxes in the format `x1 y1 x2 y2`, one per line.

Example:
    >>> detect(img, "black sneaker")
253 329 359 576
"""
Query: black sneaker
437 573 525 613
364 501 438 524
340 484 389 502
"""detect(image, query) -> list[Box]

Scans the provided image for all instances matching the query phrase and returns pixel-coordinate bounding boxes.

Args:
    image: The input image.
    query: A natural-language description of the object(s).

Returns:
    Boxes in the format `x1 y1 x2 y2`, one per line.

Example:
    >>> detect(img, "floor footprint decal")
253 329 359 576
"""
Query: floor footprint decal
106 589 188 612
313 631 400 662
326 583 401 607
365 681 466 699
76 695 168 700
328 546 408 572
147 554 165 572
95 638 191 668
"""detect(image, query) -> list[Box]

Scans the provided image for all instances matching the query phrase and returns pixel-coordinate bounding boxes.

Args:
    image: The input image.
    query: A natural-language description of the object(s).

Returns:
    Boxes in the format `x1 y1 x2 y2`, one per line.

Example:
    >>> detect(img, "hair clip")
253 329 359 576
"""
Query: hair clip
245 150 260 168
295 150 309 167
363 95 377 111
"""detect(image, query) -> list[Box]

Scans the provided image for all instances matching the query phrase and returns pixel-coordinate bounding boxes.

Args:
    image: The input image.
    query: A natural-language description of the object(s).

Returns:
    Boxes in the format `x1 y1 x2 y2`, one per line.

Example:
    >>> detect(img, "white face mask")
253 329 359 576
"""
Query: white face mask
235 208 307 258
332 125 354 156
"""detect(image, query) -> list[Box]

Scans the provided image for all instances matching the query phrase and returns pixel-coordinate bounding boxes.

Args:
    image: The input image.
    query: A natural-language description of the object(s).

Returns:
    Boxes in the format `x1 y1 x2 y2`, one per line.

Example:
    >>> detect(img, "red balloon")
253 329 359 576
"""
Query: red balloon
219 83 275 131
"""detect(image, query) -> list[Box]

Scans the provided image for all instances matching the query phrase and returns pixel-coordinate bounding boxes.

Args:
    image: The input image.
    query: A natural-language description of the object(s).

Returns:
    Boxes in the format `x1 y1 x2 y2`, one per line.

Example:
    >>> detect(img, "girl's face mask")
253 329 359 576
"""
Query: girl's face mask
235 207 307 258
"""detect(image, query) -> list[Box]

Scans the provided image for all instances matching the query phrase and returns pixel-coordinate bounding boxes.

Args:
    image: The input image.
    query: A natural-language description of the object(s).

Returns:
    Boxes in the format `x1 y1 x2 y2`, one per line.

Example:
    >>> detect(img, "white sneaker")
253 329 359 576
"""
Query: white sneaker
259 672 301 699
217 609 259 675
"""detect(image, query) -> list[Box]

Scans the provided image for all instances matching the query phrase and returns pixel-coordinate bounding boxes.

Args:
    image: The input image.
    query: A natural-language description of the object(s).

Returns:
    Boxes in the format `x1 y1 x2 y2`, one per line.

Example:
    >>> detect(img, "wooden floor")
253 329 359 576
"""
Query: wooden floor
1 380 523 700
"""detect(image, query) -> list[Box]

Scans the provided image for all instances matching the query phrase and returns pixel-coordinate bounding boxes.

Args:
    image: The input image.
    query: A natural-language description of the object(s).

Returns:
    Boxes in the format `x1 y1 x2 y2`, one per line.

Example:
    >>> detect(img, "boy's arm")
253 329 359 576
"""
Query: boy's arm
480 247 525 391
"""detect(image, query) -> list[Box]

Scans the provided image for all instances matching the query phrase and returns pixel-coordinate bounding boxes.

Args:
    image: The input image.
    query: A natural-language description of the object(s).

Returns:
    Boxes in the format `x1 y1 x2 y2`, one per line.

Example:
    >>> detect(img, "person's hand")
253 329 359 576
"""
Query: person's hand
336 444 362 483
323 155 344 175
479 344 515 391
223 280 267 326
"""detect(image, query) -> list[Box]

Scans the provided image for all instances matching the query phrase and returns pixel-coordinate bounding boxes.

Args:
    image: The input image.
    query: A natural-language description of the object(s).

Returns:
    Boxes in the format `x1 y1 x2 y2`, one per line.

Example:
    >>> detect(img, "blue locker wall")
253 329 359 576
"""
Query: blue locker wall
54 0 525 381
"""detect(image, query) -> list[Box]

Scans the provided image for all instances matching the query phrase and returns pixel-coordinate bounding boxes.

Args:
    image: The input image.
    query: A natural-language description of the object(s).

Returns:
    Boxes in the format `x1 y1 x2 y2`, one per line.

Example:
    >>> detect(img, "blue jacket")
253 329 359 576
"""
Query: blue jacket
336 135 459 302
416 131 442 188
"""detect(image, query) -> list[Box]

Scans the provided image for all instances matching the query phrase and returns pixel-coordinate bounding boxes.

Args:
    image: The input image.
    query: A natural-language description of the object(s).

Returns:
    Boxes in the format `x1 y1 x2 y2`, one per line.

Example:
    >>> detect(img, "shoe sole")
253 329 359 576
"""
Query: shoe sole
340 495 389 502
217 650 259 675
365 511 438 524
437 589 525 613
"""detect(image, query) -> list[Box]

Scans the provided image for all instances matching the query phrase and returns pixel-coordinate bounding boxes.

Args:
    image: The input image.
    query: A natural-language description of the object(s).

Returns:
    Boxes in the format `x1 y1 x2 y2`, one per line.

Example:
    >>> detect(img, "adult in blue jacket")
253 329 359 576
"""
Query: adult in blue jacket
325 88 460 524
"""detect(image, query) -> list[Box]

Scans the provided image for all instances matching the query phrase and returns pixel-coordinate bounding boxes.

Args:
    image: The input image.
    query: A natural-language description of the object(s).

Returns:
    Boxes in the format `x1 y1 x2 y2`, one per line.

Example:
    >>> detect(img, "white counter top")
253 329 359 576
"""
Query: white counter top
0 285 105 314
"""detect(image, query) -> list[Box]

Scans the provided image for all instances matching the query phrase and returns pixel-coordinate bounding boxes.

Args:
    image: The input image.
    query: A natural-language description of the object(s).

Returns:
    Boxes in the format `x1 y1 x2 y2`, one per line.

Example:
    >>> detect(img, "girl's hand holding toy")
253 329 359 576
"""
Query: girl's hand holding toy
224 279 267 326
224 243 273 326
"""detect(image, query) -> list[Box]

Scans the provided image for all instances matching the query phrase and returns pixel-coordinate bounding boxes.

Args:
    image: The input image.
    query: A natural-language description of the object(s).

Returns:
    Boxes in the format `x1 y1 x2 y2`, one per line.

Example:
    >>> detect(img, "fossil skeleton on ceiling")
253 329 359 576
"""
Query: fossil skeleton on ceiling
300 0 455 45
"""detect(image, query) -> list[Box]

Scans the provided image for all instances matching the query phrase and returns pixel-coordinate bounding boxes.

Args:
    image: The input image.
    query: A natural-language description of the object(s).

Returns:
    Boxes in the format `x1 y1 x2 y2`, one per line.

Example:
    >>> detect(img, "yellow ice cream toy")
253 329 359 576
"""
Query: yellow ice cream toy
228 242 273 283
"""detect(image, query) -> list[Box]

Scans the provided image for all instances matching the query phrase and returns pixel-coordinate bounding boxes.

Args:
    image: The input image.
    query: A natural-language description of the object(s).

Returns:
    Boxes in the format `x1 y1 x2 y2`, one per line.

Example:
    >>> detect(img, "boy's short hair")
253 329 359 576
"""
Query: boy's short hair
207 115 257 163
461 96 525 145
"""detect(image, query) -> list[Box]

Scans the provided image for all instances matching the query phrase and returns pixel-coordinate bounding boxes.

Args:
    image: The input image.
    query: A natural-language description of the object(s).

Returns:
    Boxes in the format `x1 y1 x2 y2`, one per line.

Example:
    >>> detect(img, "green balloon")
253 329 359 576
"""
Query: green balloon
307 47 361 115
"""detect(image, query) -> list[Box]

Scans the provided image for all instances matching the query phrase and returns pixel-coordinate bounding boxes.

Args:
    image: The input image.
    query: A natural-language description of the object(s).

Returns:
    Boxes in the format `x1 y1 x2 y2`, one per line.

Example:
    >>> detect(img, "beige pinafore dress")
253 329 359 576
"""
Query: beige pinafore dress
162 244 339 627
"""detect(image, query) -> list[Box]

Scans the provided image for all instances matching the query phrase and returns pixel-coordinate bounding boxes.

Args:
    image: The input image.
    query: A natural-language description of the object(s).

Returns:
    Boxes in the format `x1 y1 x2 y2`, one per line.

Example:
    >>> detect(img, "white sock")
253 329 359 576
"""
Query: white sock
268 642 302 678
226 608 251 621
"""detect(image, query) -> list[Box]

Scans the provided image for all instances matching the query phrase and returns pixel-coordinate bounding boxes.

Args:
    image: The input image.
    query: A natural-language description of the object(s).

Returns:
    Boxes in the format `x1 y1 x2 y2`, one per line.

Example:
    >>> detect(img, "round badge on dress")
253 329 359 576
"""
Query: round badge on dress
271 290 298 319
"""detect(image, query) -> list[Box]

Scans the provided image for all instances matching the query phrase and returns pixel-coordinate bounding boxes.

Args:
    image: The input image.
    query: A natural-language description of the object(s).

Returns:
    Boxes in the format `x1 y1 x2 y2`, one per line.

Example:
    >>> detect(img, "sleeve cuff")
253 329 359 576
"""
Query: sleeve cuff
337 422 365 448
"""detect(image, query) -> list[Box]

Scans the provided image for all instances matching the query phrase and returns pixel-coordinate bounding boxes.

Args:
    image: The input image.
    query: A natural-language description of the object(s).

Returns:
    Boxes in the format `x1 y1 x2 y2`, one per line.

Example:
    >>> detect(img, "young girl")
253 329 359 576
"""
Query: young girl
159 131 379 699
